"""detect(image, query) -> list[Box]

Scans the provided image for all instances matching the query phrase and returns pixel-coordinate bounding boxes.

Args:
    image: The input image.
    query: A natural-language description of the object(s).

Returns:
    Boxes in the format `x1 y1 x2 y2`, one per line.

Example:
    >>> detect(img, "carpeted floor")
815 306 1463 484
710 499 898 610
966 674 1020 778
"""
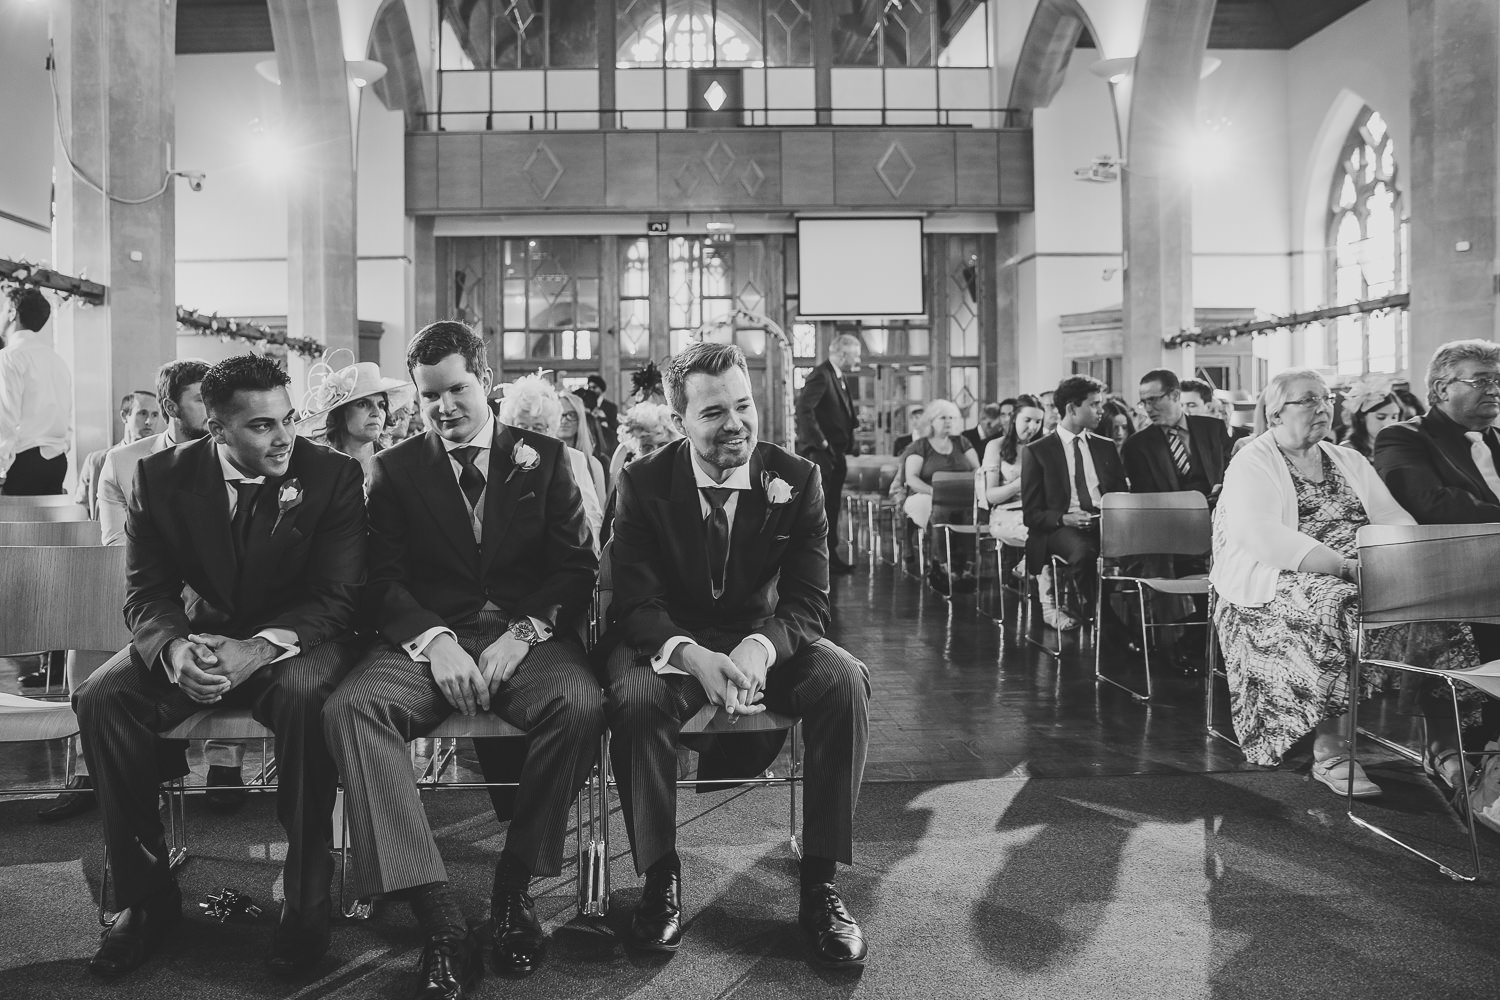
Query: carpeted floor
3 763 1500 1000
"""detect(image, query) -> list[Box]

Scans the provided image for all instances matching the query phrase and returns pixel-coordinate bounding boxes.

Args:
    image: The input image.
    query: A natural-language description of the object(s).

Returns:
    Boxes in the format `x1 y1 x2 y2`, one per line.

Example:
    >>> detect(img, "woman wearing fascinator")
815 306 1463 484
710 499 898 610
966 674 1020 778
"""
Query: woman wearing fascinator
627 359 668 405
298 351 413 485
1337 375 1406 459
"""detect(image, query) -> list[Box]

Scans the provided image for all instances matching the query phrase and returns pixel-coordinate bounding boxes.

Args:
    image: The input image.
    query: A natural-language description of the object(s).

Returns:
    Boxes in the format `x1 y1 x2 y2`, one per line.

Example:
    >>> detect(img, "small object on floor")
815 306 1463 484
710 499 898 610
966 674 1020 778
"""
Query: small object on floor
798 882 867 969
90 881 182 980
200 887 264 922
1311 755 1381 798
631 869 683 952
205 764 249 813
36 774 95 822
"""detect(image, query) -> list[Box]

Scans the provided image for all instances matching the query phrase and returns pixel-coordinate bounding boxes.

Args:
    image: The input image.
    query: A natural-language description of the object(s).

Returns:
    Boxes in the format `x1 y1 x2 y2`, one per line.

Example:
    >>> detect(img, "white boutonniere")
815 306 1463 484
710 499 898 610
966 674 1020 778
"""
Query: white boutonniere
760 471 797 531
506 441 541 483
272 478 303 534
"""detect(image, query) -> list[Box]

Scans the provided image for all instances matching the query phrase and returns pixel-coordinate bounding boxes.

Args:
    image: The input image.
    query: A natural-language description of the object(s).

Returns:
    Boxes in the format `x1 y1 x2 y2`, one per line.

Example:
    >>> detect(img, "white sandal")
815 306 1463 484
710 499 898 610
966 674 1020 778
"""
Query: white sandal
1311 755 1382 798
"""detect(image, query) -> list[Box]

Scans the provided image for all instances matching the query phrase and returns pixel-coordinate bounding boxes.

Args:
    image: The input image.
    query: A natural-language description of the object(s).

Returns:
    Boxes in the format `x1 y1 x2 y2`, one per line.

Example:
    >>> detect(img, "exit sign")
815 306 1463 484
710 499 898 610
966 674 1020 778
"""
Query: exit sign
647 220 669 234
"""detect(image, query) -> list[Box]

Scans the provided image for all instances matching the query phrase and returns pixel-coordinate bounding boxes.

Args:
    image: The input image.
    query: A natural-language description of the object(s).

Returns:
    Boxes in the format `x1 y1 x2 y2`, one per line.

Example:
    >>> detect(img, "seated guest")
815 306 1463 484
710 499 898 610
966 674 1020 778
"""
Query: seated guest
1020 375 1125 631
298 359 411 485
1038 389 1059 435
1212 368 1475 796
498 373 605 545
609 400 679 481
76 354 366 978
323 322 601 996
962 401 1005 453
1097 396 1136 453
1124 368 1233 499
603 342 870 968
557 389 610 511
996 397 1018 439
384 401 422 446
901 398 980 590
76 391 160 517
891 402 925 456
1338 376 1404 459
981 394 1044 547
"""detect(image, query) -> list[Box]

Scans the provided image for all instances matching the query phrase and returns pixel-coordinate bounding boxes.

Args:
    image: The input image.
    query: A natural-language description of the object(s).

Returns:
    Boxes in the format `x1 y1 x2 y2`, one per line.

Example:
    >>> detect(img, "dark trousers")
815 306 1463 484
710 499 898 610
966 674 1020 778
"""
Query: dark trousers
2 447 66 494
323 615 605 899
75 641 355 913
604 630 869 875
807 448 848 553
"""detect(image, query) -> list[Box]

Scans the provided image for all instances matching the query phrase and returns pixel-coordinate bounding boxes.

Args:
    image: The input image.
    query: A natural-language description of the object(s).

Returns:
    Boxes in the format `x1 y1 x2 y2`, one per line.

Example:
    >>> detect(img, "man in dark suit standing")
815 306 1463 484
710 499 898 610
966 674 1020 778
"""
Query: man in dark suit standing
795 332 862 573
323 322 601 998
76 354 366 979
604 343 870 969
1021 375 1127 630
585 373 619 454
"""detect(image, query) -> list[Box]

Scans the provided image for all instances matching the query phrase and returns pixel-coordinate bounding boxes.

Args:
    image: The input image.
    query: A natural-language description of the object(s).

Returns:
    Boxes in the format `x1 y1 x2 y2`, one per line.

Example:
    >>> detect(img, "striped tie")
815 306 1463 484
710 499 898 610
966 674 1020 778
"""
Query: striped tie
1166 427 1191 477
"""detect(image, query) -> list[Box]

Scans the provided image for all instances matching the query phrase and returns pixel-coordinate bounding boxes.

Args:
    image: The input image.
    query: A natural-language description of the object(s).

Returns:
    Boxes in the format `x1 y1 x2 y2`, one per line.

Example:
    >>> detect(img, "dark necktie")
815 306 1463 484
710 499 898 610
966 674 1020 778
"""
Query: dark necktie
1166 426 1192 477
452 446 485 510
1072 436 1098 514
702 486 734 600
230 480 262 556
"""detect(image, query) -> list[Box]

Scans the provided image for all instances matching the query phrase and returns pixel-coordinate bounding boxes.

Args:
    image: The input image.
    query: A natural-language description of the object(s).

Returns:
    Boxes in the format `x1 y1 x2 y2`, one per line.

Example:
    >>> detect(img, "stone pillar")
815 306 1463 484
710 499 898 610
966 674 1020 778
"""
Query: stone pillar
1120 0 1214 387
51 0 176 461
268 0 357 358
1407 0 1500 370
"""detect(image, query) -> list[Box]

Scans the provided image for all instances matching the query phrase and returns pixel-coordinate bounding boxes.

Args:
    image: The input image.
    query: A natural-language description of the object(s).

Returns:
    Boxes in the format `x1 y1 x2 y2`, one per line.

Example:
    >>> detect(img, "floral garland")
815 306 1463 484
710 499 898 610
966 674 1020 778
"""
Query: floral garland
176 306 324 359
0 258 106 307
1165 292 1409 349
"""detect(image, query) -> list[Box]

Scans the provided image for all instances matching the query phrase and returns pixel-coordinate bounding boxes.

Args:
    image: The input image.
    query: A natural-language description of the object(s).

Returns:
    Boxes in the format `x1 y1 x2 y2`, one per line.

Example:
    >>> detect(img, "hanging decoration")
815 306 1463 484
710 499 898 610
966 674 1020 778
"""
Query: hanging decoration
1165 292 1409 349
176 306 324 359
0 258 106 307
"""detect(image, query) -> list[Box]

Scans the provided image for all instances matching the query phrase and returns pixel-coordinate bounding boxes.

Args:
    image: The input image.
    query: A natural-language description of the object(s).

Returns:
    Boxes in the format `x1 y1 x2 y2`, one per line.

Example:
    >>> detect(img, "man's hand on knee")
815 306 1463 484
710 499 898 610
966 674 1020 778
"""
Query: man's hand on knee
427 634 488 715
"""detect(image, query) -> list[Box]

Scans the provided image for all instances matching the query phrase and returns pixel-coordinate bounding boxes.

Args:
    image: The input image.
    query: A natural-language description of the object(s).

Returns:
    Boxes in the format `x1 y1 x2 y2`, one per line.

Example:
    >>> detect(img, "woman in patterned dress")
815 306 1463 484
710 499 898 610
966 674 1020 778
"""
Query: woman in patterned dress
1209 368 1473 797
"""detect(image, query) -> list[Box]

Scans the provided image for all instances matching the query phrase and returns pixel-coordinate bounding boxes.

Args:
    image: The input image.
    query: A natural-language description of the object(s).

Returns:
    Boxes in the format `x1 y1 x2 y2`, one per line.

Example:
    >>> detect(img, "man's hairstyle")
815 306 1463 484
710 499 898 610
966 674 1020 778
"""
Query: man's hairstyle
200 354 291 417
1426 339 1500 406
156 359 211 408
1179 378 1215 405
118 391 150 416
999 397 1017 410
407 321 487 377
6 287 50 332
980 402 1003 419
664 341 749 414
1140 368 1181 393
829 333 862 360
587 373 607 392
1053 375 1104 414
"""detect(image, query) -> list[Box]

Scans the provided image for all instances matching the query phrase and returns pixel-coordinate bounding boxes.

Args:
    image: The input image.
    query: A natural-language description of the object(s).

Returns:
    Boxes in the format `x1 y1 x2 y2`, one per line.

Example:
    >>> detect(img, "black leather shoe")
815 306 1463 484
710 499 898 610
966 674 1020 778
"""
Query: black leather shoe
205 765 249 813
90 881 182 979
414 929 482 1000
798 883 867 969
488 890 545 977
830 557 855 575
631 869 683 952
266 901 331 977
37 774 95 822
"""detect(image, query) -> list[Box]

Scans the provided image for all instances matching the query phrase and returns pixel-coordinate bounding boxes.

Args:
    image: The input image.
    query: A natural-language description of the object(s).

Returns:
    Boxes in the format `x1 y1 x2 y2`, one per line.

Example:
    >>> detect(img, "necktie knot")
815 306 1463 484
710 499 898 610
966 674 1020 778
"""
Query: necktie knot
701 486 735 512
1466 431 1486 444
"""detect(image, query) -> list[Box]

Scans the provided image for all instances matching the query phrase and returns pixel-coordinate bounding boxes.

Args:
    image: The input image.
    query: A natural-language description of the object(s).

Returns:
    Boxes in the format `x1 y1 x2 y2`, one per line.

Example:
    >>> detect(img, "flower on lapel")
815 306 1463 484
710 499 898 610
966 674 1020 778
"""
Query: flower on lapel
506 440 541 483
762 471 796 506
272 478 303 534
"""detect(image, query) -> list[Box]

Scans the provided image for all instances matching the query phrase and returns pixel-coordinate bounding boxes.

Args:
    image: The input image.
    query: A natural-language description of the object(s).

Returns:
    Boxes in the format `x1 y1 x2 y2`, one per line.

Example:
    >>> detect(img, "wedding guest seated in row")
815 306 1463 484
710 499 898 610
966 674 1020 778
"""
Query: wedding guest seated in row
323 322 602 998
298 357 412 485
900 397 979 591
603 342 871 968
557 389 610 503
981 393 1044 549
76 390 159 518
1336 376 1405 460
1210 368 1477 797
1096 395 1136 452
609 399 679 481
497 372 605 545
77 354 367 979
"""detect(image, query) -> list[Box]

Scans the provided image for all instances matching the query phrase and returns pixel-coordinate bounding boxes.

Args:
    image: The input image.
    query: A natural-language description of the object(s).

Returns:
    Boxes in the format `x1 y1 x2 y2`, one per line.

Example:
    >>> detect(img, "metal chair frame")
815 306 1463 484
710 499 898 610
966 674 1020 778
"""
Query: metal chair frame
1202 587 1240 748
928 471 979 603
1026 554 1093 659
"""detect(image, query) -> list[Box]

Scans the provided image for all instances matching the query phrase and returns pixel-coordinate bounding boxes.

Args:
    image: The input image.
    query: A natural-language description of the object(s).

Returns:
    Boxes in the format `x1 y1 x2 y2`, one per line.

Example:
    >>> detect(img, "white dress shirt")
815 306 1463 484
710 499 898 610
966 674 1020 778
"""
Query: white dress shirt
98 428 178 545
651 451 778 676
1053 424 1102 514
0 328 73 478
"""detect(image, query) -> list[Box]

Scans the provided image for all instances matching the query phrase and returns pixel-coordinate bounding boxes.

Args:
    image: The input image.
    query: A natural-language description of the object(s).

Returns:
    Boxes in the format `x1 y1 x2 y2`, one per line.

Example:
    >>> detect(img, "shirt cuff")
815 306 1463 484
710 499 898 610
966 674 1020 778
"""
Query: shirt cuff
159 643 182 684
405 626 456 663
525 616 553 640
652 635 695 675
253 629 300 664
744 633 777 670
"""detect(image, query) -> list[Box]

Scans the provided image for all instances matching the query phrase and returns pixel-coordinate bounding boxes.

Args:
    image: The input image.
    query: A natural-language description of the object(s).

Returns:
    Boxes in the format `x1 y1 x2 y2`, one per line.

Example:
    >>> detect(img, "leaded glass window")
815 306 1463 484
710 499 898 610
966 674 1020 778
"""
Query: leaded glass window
499 238 600 363
619 238 652 359
618 1 763 68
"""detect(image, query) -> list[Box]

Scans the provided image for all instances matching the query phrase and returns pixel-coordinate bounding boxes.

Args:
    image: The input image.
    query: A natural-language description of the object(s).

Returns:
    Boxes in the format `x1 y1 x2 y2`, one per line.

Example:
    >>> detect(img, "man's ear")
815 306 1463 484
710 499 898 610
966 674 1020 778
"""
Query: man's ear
669 410 687 437
206 415 227 444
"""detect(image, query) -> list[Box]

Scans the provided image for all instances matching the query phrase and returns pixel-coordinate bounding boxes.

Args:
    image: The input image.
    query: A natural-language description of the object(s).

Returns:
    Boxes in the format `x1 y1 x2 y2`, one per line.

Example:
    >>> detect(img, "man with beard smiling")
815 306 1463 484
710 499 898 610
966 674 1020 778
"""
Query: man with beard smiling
75 354 366 980
602 342 871 969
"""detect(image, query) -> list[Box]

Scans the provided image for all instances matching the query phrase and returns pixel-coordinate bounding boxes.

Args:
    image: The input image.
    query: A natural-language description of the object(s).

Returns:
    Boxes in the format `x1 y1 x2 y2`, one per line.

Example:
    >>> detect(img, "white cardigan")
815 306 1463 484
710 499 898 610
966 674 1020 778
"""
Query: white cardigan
1209 432 1414 606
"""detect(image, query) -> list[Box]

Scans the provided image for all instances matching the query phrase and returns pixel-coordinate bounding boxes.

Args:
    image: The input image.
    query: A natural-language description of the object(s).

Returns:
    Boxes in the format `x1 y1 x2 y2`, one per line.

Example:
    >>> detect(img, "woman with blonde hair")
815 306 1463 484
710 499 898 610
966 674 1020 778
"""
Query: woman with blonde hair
609 400 680 480
557 390 609 507
497 373 604 546
901 398 980 591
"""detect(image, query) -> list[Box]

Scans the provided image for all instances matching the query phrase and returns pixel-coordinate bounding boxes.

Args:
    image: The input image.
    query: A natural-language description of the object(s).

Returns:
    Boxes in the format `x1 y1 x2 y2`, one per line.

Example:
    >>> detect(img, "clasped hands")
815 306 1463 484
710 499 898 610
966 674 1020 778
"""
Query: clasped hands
428 631 533 716
169 634 279 704
675 640 769 719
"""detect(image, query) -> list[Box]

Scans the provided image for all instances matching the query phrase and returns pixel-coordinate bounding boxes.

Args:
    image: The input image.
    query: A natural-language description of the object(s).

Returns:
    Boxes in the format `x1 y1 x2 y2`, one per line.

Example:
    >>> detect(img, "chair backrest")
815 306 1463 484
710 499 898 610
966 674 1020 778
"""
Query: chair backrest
875 463 898 492
0 497 89 522
593 539 615 645
1098 490 1210 560
1357 523 1500 629
0 545 129 653
0 520 103 545
930 471 975 526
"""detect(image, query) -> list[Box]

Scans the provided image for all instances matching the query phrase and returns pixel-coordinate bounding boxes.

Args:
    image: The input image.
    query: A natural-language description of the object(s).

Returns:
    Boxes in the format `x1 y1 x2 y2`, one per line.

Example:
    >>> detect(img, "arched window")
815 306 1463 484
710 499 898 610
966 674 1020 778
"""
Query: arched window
1326 107 1407 376
617 3 763 67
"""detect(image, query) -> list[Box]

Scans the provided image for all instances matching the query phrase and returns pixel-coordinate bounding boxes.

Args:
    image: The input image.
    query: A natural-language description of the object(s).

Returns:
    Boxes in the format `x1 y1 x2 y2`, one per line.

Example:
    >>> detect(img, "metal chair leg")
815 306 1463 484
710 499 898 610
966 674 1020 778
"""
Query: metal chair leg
788 722 803 859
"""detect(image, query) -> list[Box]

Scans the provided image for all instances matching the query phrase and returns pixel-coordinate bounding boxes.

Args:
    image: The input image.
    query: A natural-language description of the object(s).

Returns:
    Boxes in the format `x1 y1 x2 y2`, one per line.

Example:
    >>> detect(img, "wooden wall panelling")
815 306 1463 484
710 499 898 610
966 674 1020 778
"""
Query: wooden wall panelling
780 131 836 206
833 131 956 207
480 133 607 209
436 134 483 209
656 131 783 209
407 133 439 211
605 132 659 209
997 129 1035 210
954 131 1000 206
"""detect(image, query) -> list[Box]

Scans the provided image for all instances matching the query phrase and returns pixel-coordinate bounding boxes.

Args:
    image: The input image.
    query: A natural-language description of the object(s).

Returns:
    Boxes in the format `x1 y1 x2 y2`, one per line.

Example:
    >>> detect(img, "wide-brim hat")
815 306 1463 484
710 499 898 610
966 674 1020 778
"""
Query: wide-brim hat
298 357 412 427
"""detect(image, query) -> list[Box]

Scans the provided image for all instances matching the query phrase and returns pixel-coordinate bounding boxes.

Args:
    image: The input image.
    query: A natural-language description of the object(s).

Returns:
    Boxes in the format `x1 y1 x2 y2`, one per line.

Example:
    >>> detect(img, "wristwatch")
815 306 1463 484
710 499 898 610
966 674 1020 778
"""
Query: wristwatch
508 617 544 646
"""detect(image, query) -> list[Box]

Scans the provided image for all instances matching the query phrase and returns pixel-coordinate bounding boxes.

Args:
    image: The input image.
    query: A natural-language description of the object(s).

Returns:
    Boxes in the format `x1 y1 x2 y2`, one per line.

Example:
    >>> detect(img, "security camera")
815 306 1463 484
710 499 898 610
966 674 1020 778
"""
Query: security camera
174 170 206 192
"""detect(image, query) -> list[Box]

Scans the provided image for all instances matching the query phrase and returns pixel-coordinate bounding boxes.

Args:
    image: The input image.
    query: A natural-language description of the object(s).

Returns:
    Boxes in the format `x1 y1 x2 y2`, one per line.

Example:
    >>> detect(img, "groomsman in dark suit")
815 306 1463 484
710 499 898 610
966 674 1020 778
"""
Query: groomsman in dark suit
75 354 366 979
604 342 871 968
794 332 862 573
323 322 601 998
1122 369 1232 501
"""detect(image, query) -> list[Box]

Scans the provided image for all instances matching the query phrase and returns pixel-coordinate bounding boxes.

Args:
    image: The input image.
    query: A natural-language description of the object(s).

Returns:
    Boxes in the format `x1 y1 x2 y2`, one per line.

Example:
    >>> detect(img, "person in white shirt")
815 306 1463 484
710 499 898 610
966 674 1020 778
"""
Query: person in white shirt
0 287 72 494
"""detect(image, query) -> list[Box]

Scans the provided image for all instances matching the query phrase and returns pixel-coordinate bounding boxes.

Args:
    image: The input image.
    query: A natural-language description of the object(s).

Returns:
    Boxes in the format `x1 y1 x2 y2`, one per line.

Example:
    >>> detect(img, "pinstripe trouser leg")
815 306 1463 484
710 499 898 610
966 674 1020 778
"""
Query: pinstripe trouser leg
604 633 870 874
323 627 604 899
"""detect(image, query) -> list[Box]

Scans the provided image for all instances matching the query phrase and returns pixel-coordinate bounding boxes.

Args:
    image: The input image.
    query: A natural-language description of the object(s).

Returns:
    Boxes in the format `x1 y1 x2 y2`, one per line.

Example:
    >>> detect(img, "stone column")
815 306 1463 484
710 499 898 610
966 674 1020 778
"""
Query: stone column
1119 0 1214 387
1407 0 1500 369
268 0 357 358
51 0 176 460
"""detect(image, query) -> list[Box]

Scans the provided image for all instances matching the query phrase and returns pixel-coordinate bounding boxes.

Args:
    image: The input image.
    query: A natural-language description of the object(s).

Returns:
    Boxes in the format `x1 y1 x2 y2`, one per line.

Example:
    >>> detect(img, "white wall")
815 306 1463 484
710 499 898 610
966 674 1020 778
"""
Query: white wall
0 2 53 246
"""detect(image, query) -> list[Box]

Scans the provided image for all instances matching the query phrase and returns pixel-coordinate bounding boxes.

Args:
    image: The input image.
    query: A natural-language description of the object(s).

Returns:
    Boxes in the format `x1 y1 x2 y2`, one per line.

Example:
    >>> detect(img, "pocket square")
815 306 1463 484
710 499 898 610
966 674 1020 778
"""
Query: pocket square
518 491 537 501
774 534 791 542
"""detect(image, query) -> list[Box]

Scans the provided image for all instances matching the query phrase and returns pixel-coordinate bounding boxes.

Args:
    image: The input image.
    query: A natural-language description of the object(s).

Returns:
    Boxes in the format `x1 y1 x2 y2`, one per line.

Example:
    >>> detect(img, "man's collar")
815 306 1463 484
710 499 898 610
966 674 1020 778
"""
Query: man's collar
1056 424 1083 445
1430 404 1492 437
215 443 266 484
442 415 496 453
689 449 753 490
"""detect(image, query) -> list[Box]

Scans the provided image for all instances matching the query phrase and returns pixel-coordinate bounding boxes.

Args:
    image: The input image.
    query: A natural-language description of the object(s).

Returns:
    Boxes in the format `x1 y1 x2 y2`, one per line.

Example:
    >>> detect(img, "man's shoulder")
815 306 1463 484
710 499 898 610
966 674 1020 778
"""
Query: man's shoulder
1377 417 1430 449
139 435 209 480
758 441 816 481
1120 426 1155 457
289 436 361 484
1186 415 1227 439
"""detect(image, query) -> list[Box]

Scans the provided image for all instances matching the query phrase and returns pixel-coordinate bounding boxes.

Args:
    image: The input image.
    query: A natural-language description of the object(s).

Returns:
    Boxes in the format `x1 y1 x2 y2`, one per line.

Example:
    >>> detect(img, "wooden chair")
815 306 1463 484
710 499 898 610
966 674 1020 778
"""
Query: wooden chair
0 495 90 522
1349 522 1500 882
1093 492 1212 701
0 520 103 545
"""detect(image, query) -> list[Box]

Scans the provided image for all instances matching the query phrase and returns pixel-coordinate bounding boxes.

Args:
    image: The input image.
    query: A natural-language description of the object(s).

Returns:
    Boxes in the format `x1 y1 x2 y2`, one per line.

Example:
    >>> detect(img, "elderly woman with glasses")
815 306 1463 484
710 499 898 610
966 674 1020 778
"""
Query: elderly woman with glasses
497 374 605 547
1211 368 1445 797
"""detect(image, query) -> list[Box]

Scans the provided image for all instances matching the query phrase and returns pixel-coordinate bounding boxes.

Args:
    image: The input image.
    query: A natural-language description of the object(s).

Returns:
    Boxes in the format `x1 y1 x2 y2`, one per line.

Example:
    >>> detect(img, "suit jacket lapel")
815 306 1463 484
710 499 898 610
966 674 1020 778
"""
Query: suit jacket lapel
413 431 481 563
480 424 520 572
829 362 852 420
667 442 712 595
179 441 237 608
1156 426 1181 490
729 449 768 576
1429 412 1496 502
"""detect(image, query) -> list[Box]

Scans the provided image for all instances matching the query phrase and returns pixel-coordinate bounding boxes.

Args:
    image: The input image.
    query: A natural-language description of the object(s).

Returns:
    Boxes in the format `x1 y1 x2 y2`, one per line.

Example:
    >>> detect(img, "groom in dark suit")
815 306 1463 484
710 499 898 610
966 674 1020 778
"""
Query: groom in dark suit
794 332 862 573
604 342 871 969
75 354 366 979
323 321 601 999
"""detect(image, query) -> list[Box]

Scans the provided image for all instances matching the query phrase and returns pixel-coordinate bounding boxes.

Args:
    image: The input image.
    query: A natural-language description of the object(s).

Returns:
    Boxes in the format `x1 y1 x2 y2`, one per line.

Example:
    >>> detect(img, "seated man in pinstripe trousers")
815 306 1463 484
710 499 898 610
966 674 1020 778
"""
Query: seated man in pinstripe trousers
323 323 602 999
603 342 871 969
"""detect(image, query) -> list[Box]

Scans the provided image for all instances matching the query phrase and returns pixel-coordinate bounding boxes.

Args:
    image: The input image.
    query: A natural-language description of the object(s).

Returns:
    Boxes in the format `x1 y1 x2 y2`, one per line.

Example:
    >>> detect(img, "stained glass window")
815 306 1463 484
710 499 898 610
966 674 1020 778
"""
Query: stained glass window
498 238 600 364
619 238 652 359
618 1 763 68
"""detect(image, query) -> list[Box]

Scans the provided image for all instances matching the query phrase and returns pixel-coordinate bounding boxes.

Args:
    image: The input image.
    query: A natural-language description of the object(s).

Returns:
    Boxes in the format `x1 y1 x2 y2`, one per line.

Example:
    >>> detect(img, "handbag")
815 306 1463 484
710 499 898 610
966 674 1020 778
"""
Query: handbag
1469 739 1500 835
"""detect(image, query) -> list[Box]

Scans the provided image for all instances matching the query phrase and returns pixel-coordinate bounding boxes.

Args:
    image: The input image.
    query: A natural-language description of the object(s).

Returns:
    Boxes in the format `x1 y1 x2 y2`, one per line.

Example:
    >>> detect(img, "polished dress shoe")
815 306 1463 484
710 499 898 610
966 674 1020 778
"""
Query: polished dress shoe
631 869 683 952
489 890 545 976
414 930 482 1000
205 765 249 813
266 901 331 977
829 556 855 575
37 774 95 822
798 883 867 969
90 881 182 979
